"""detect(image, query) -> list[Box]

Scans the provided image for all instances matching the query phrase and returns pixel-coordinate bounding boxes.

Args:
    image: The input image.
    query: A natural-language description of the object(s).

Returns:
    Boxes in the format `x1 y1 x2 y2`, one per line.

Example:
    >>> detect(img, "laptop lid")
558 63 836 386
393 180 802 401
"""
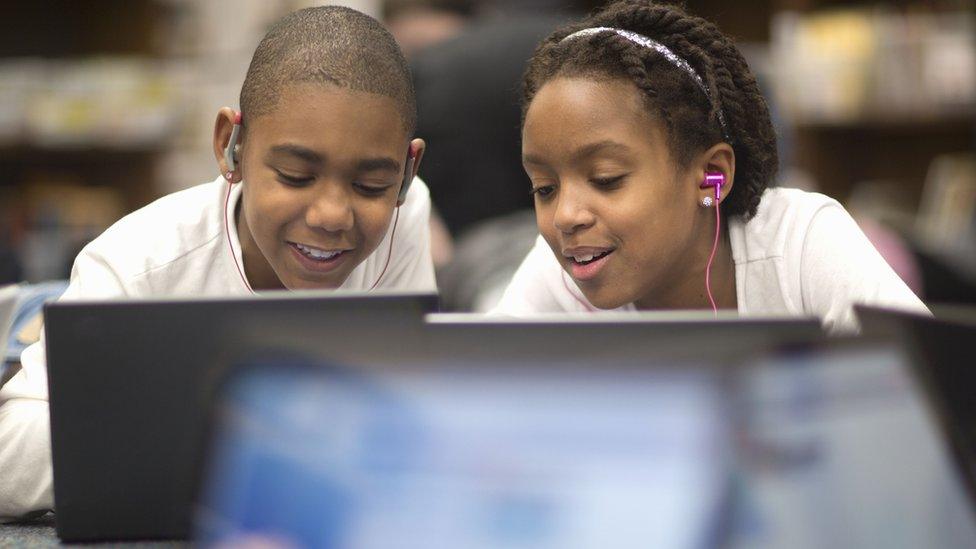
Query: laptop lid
855 304 976 505
43 291 437 542
196 340 976 548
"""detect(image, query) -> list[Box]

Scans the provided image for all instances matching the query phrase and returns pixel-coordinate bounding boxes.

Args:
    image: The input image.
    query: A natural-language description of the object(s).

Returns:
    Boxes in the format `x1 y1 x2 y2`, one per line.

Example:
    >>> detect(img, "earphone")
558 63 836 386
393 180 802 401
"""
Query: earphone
222 111 417 292
224 112 243 173
699 171 725 315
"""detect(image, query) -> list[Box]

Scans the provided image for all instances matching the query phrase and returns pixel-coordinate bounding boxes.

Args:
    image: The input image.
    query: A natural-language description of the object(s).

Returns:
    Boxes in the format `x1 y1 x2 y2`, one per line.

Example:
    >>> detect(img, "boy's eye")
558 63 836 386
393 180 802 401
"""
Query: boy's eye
530 184 556 199
354 181 393 197
591 174 626 188
274 170 314 187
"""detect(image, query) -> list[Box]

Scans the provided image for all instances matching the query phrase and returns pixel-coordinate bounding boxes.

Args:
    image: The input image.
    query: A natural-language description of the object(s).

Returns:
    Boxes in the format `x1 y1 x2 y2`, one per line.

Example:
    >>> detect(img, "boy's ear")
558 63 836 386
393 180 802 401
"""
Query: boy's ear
696 142 735 205
213 107 241 182
398 138 427 206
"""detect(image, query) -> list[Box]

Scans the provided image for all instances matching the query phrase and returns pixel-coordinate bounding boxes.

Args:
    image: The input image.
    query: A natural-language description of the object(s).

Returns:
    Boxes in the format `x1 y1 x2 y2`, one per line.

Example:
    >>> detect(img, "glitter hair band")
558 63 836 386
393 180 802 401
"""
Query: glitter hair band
560 26 732 143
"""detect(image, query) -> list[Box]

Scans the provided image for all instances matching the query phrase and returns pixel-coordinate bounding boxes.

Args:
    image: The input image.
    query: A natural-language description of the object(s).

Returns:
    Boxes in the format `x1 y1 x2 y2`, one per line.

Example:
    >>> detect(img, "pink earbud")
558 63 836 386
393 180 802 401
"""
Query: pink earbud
700 172 725 205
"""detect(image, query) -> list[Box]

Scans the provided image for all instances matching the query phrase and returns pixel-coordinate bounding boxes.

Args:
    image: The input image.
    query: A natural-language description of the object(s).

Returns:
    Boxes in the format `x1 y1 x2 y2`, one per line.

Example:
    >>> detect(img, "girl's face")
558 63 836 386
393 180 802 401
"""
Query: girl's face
230 83 421 290
522 76 713 309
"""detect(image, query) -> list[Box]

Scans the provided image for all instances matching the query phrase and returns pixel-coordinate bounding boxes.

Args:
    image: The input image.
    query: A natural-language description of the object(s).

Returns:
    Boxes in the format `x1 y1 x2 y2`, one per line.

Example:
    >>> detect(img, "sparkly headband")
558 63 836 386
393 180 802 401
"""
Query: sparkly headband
560 26 731 143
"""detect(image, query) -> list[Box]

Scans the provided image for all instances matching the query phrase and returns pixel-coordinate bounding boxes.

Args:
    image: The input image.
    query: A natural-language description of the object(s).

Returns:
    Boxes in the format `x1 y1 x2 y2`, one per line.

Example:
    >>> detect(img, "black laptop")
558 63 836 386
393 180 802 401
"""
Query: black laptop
43 291 437 542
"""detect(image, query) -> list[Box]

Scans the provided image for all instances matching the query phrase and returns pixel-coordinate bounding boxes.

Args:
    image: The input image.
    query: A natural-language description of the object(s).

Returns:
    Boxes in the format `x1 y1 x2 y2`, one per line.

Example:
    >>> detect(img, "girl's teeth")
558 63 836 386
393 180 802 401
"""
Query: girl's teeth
575 254 594 262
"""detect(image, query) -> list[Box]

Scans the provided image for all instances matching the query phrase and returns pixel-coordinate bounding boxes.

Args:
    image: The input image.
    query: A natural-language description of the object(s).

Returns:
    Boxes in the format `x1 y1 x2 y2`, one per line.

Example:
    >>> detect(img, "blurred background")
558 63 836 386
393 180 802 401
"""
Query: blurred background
0 0 973 310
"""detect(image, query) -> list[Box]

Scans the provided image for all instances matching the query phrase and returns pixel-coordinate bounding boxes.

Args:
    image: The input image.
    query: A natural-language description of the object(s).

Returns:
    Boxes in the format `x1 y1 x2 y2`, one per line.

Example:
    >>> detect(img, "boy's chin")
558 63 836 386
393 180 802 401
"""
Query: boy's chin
279 271 347 291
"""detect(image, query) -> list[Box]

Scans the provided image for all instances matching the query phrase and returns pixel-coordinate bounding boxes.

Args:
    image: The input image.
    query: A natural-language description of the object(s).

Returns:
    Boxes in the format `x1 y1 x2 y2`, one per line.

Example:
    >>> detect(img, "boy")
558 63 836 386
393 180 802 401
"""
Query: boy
0 6 433 521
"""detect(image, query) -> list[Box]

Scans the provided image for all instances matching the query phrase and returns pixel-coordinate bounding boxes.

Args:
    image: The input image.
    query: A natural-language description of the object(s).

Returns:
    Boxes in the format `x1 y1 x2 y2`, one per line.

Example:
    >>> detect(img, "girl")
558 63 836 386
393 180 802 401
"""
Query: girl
494 0 927 332
0 6 434 521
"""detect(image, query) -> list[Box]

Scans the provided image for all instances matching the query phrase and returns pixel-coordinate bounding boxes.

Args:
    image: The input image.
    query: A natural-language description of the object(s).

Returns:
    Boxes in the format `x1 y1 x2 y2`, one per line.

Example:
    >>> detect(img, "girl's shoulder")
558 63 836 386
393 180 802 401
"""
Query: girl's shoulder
733 187 848 263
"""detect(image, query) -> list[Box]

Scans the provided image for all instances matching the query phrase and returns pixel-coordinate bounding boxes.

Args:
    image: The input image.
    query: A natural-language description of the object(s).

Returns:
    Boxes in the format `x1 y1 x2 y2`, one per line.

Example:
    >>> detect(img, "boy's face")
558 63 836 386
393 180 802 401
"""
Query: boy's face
522 77 713 309
234 84 416 290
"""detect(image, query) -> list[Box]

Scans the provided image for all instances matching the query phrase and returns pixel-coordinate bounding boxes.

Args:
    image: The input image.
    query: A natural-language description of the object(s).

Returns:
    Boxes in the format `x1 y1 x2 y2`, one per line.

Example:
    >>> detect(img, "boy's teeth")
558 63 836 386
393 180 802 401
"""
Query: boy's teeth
575 254 594 262
297 243 340 259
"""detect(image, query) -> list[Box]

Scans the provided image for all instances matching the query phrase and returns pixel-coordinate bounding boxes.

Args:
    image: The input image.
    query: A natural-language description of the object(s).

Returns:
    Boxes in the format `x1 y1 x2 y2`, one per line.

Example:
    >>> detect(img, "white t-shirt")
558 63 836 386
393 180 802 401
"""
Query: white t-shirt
0 175 436 520
494 187 928 331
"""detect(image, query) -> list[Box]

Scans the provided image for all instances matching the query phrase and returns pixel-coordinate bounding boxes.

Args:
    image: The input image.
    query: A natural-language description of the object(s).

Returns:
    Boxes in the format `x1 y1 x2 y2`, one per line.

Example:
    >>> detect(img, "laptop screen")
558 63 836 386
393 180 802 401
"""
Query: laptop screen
197 344 976 548
197 360 730 549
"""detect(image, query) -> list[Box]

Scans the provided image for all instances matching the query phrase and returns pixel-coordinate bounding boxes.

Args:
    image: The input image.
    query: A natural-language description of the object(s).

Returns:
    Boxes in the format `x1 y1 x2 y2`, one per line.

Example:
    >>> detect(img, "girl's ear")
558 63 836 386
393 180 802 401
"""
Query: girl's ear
696 142 735 205
212 107 242 182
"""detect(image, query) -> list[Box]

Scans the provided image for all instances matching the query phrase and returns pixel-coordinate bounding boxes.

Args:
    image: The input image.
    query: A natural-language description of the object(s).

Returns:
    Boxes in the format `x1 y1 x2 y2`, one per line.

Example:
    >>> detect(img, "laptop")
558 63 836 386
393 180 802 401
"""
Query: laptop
855 304 976 504
196 339 976 548
227 311 826 368
0 284 19 384
43 291 438 542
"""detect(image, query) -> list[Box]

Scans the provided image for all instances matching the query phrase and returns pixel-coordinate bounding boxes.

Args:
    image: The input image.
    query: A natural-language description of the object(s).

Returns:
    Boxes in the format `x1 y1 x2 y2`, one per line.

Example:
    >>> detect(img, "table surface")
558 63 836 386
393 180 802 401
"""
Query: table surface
0 514 187 548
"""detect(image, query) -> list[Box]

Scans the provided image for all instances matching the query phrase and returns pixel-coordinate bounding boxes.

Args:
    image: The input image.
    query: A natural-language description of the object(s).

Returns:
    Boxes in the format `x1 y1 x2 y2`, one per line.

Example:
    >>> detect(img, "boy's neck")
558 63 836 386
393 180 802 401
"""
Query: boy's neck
235 198 286 291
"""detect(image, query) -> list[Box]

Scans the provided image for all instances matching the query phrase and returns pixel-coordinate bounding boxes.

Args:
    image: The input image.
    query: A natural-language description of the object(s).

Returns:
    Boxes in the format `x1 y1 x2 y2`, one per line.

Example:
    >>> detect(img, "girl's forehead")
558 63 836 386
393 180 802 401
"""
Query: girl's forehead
524 77 661 144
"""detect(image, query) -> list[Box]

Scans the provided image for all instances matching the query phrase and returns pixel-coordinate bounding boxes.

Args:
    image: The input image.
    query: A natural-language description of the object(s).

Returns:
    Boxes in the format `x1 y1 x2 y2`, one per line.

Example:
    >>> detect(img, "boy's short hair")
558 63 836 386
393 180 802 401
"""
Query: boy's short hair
240 5 416 134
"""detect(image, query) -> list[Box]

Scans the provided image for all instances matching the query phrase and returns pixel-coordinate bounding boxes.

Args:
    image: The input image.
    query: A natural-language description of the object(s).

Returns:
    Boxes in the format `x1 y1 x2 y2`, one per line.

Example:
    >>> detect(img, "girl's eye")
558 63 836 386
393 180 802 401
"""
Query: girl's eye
530 185 556 199
275 171 314 187
592 175 626 188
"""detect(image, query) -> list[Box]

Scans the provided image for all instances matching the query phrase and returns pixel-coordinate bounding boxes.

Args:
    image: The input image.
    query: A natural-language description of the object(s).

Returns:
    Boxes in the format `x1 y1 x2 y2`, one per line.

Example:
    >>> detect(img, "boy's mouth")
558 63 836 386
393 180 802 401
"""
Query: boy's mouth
292 242 344 261
287 241 352 274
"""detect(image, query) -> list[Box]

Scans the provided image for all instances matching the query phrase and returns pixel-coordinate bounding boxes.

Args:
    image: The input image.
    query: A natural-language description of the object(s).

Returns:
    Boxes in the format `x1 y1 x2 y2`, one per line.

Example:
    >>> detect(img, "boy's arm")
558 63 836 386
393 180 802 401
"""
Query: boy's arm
0 340 54 522
0 245 129 521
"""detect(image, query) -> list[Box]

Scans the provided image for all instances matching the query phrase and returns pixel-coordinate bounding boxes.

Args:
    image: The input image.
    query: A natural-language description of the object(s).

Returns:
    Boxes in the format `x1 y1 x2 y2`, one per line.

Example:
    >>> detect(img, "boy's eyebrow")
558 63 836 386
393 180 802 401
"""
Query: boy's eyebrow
357 157 401 173
268 144 324 164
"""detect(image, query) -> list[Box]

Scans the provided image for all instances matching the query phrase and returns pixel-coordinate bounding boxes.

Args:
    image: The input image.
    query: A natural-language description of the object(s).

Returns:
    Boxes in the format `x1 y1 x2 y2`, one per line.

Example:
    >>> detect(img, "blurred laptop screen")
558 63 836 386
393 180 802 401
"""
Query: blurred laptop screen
197 360 730 549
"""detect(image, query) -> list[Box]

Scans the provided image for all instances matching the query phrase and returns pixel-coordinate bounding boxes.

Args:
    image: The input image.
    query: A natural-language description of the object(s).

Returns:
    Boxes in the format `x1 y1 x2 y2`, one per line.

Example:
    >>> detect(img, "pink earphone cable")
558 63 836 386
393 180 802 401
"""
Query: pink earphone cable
704 196 720 315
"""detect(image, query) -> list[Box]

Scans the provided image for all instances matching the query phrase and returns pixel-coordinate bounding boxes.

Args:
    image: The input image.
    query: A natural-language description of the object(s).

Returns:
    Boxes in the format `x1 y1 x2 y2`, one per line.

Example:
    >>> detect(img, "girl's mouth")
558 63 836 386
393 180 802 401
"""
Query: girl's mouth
566 249 614 281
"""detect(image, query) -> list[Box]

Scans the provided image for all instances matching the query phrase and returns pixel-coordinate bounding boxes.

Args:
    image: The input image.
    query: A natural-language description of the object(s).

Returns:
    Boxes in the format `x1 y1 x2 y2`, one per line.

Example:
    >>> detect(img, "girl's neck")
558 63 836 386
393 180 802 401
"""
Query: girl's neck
634 219 737 311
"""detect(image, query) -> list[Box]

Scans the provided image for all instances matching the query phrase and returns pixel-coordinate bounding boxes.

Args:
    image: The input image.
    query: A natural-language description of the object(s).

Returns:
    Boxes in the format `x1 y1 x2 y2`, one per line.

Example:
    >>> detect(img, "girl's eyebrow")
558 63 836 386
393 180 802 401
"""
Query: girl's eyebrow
523 140 632 166
573 140 630 160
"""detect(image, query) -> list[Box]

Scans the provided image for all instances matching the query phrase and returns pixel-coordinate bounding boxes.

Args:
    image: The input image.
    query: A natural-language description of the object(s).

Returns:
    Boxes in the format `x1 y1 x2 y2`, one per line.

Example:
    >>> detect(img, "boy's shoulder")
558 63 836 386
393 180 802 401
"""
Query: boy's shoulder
78 177 228 279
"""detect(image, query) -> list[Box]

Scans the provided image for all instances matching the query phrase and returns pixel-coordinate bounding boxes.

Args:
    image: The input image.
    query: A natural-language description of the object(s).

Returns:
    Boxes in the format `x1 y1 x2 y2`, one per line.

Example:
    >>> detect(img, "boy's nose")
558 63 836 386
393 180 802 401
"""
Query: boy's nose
304 186 354 233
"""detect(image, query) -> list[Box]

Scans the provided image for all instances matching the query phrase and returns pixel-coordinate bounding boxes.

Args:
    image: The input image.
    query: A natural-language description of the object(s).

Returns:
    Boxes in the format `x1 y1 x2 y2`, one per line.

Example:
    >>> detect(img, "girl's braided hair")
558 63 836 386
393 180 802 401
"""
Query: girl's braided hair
521 0 777 218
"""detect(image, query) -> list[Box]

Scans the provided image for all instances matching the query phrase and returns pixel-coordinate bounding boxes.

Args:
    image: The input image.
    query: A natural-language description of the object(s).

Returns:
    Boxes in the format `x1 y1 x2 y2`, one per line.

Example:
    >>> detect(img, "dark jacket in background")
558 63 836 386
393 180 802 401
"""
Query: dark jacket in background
411 14 571 235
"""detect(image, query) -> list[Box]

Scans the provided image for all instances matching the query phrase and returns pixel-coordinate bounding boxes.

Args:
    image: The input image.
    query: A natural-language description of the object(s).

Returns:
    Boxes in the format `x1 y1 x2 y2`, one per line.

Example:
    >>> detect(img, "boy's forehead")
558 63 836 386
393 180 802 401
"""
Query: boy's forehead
247 83 411 137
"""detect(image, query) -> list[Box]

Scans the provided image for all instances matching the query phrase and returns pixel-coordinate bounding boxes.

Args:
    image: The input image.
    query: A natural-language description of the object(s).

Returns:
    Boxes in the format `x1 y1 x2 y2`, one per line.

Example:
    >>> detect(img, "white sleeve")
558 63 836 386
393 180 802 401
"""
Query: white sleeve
378 177 437 293
491 235 582 315
0 245 129 521
799 203 929 334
